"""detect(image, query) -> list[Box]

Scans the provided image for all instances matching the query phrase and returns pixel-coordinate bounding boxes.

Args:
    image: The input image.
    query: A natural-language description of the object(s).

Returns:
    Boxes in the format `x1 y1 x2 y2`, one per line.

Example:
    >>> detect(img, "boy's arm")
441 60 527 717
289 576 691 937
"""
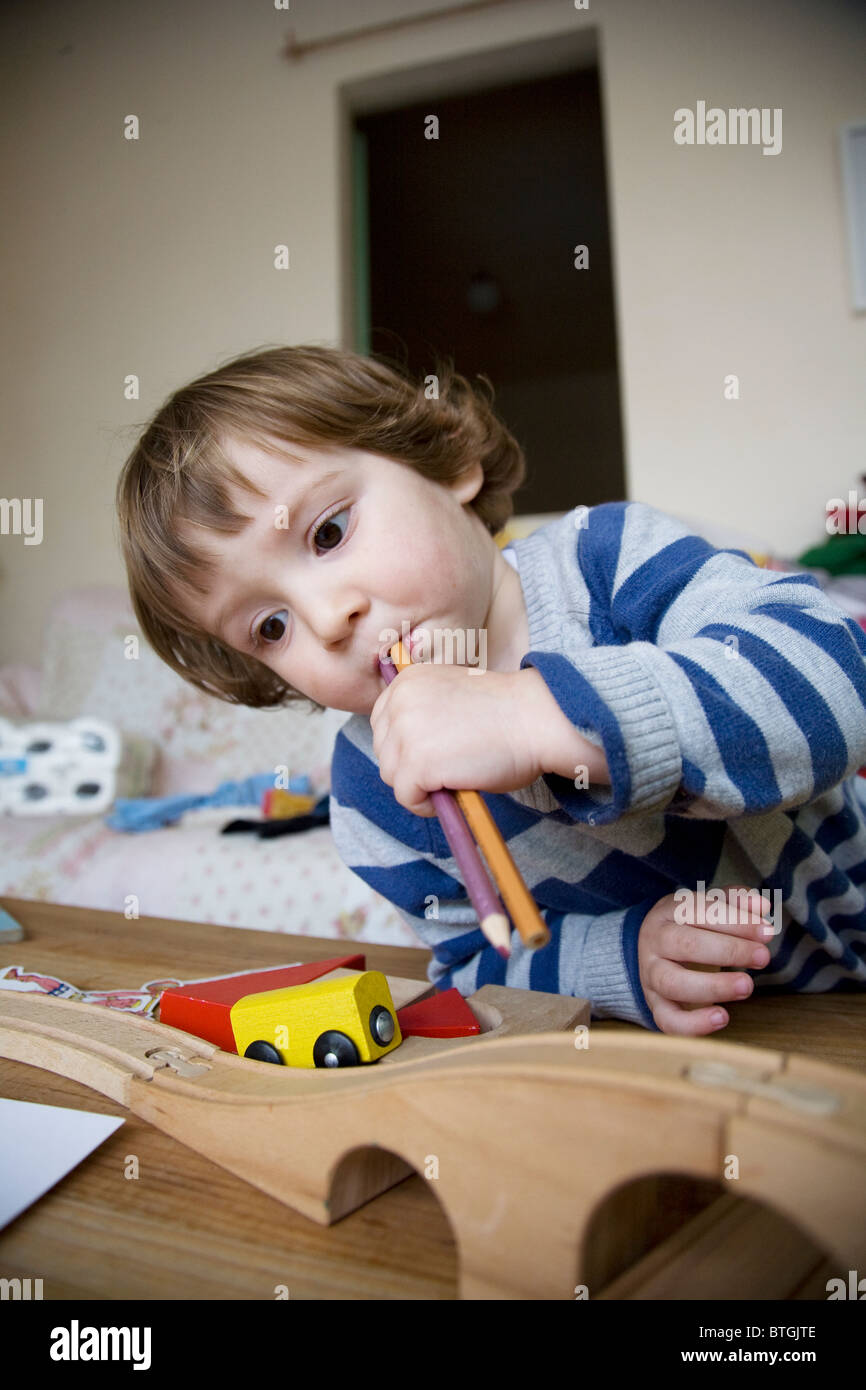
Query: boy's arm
329 729 659 1029
523 501 866 824
521 668 611 783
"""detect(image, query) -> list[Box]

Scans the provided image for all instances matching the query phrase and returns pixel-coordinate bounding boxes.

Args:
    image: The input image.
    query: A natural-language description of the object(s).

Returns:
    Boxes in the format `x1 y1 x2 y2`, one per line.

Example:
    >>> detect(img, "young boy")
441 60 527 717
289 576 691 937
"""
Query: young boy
115 343 866 1034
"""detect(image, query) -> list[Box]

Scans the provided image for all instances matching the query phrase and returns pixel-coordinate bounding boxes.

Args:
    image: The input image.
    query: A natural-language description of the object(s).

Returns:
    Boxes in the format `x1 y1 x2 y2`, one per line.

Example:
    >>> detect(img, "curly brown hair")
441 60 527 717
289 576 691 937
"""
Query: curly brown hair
114 343 526 710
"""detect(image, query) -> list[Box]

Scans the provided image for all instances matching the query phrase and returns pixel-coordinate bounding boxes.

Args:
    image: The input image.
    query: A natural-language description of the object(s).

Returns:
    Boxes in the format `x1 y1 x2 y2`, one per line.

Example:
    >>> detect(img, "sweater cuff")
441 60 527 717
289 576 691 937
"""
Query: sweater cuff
571 898 660 1029
520 647 682 826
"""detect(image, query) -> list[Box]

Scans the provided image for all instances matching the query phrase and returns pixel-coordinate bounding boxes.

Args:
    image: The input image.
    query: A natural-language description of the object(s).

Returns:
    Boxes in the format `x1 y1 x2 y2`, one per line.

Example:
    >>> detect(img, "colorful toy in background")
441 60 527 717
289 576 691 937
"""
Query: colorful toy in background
795 478 866 778
0 717 120 816
105 771 326 834
158 955 480 1068
261 787 317 818
218 782 330 838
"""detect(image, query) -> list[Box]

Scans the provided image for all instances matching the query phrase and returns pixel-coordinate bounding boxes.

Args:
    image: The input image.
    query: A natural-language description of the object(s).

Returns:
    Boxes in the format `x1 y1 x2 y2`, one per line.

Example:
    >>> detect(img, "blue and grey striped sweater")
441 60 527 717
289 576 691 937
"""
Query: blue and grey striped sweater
328 501 866 1029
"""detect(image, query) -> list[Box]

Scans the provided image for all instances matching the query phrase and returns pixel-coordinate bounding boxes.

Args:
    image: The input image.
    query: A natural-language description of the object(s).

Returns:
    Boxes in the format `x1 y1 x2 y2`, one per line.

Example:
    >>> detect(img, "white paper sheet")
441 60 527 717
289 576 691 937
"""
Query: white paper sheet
0 1097 125 1229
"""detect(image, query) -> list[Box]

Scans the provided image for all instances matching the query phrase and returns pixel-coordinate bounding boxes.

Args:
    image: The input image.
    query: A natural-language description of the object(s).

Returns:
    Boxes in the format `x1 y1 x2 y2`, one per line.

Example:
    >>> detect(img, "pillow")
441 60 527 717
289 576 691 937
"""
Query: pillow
0 715 155 812
35 587 351 798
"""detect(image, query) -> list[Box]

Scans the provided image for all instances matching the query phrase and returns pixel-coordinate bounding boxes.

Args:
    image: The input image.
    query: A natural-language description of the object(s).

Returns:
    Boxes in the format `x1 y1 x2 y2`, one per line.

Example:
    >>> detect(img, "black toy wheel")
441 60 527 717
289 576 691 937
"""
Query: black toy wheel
313 1031 360 1068
244 1040 284 1065
369 1005 395 1045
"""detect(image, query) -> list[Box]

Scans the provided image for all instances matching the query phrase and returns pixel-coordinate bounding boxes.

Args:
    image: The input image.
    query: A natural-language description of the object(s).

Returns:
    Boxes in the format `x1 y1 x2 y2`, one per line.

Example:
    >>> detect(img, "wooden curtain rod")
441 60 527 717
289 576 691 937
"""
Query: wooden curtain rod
283 0 520 62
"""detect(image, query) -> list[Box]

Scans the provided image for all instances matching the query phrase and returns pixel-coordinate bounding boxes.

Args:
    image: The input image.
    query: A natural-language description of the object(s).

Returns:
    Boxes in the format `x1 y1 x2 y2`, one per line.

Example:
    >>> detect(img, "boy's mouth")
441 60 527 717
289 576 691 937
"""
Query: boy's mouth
374 623 421 667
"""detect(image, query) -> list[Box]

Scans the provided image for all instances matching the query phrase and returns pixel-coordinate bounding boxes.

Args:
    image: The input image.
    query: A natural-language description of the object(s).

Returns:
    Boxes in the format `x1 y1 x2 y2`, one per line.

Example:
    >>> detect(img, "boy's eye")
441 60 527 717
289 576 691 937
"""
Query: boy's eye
313 507 349 552
257 611 288 645
251 508 350 649
247 505 348 650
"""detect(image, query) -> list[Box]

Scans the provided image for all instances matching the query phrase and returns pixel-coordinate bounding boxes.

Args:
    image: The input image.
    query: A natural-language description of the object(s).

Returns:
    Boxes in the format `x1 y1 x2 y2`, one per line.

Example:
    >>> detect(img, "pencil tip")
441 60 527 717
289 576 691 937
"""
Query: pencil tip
496 945 510 960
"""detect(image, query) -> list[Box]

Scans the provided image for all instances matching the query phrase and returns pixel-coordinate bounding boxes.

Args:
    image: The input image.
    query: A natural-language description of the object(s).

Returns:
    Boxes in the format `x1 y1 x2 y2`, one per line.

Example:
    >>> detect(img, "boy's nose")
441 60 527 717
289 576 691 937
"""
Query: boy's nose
312 599 366 648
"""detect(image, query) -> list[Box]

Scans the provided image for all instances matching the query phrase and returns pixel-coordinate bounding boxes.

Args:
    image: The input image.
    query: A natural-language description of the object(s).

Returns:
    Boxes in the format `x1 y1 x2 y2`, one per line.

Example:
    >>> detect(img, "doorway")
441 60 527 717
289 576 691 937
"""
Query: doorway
342 36 626 514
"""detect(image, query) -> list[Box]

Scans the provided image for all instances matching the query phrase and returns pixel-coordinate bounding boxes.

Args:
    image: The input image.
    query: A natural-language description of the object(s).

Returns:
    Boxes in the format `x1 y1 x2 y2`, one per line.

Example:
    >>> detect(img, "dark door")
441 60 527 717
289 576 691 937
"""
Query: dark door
353 67 626 514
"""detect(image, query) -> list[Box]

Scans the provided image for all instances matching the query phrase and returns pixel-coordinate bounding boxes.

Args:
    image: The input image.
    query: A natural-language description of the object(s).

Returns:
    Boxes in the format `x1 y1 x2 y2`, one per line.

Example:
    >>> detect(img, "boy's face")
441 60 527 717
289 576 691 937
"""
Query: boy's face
177 436 527 716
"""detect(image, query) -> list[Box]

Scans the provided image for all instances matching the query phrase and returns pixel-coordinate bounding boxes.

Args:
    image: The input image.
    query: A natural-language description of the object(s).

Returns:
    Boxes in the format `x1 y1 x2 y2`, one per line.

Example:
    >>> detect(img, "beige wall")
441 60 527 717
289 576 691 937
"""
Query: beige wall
1 0 863 665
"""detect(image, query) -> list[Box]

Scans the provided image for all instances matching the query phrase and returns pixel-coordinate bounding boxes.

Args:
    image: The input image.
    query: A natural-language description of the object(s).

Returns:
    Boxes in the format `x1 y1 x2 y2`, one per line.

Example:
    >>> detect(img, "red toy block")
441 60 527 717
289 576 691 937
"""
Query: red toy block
159 954 366 1051
396 987 481 1038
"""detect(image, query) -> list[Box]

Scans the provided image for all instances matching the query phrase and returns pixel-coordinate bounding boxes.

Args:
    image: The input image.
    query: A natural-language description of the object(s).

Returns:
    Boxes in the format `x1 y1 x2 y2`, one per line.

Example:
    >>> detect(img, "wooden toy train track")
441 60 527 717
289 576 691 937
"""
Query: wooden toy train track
1 985 864 1300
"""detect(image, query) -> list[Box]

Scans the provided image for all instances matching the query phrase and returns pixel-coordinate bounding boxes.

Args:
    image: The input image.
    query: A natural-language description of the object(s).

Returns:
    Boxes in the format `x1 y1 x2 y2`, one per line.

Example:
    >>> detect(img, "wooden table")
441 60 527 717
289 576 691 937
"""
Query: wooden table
1 895 864 1300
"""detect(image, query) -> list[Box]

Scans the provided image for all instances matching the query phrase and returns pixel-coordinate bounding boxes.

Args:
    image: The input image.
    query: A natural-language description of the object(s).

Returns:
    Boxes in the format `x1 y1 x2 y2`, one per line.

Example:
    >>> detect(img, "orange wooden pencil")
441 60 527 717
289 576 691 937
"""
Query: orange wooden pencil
453 790 549 949
388 641 549 951
381 641 511 957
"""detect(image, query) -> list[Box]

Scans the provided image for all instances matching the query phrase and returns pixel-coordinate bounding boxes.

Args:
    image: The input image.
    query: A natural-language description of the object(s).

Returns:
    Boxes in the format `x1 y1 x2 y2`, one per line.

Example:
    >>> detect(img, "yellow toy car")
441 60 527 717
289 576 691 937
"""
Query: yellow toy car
229 970 401 1068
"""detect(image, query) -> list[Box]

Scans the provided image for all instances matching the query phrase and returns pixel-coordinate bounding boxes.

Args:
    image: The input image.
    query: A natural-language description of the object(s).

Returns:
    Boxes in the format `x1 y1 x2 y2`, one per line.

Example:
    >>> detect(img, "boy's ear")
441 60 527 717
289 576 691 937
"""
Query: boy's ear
447 459 484 505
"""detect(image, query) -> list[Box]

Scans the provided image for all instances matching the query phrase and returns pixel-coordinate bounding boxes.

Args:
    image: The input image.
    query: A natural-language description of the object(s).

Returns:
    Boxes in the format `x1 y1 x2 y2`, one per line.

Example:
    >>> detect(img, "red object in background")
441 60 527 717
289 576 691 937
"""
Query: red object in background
396 987 481 1038
159 954 366 1051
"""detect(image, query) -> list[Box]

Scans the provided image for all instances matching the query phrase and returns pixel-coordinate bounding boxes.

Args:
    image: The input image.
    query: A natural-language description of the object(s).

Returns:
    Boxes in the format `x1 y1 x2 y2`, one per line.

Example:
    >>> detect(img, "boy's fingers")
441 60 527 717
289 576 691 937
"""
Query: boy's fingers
392 774 437 817
710 886 772 923
646 959 757 1005
662 921 770 970
670 886 774 941
649 995 730 1037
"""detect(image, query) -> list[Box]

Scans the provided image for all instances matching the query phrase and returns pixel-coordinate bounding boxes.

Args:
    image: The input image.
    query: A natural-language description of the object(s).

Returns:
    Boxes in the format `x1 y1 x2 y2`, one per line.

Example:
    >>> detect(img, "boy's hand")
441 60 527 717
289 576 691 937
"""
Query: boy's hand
371 663 549 815
638 886 773 1035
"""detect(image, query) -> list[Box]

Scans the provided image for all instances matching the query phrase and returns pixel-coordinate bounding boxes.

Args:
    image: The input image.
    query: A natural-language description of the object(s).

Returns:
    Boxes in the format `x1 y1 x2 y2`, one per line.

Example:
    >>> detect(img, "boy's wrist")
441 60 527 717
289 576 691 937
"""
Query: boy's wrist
518 667 611 786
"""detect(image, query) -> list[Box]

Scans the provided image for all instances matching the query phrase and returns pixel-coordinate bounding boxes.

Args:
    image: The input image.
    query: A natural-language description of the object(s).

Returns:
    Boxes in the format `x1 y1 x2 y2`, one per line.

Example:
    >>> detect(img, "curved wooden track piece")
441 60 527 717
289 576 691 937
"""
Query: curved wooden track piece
1 990 863 1300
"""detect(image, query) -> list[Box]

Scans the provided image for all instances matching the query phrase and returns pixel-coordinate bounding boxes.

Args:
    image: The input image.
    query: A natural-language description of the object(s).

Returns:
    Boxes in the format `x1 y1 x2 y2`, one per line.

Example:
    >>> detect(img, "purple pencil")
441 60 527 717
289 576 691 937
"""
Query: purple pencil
378 647 511 959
